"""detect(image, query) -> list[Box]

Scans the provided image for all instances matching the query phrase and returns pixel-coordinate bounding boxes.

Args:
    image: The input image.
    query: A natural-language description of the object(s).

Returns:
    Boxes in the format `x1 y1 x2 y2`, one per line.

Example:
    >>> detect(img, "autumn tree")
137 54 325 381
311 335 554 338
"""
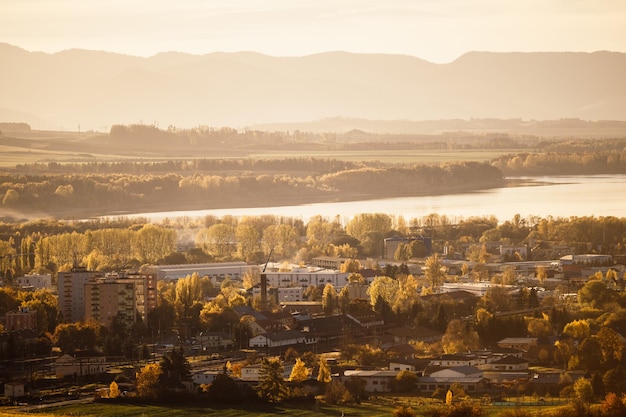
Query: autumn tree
596 326 623 369
441 319 480 354
575 336 603 372
346 213 392 257
204 223 236 258
136 363 162 399
322 283 337 316
175 273 203 337
578 280 618 309
317 357 332 383
526 317 553 339
132 224 176 264
391 370 418 393
341 259 362 273
233 223 259 261
367 275 399 309
262 224 299 258
306 215 343 253
424 253 446 292
563 319 590 342
573 377 594 406
108 381 120 399
289 358 311 383
480 285 513 313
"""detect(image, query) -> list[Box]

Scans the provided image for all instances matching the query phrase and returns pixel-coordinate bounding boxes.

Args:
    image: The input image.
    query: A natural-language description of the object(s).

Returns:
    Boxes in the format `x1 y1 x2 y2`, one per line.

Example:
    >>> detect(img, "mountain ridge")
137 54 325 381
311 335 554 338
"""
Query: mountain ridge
0 43 624 130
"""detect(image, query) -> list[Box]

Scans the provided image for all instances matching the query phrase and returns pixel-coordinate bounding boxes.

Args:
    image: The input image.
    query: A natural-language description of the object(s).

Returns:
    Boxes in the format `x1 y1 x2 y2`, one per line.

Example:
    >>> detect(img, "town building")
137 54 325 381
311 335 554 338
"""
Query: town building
497 337 539 352
16 273 52 291
249 330 313 348
262 264 349 288
116 272 157 323
4 308 37 331
197 331 233 351
240 361 296 382
418 366 485 394
311 256 350 270
252 286 304 303
55 352 108 378
342 370 401 393
154 262 251 283
4 382 25 399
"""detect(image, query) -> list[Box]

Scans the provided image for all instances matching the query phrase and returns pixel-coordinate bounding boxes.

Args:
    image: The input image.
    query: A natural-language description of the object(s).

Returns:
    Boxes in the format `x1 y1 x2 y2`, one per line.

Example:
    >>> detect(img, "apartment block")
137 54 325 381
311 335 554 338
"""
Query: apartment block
85 276 136 329
57 268 101 323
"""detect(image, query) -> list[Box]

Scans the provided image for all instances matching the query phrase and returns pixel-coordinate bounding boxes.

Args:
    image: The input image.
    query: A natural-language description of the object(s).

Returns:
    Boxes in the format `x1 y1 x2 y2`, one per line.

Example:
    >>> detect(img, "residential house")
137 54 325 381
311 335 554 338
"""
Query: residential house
342 370 401 393
192 370 221 386
497 337 538 353
346 311 384 330
240 361 295 382
297 315 348 347
389 358 431 372
55 352 107 378
249 330 311 349
418 366 485 394
482 356 529 384
430 354 486 368
198 331 233 351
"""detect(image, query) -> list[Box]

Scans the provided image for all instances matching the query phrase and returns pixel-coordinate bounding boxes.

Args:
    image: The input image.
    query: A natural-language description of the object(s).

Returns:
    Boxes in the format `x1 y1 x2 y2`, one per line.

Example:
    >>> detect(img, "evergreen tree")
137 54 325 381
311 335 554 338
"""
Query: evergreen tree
255 358 289 403
159 347 191 389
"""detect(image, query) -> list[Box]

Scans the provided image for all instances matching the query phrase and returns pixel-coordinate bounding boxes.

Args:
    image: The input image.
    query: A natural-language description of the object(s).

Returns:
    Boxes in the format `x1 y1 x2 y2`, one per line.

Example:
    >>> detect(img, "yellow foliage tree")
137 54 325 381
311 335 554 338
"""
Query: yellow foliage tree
317 357 332 383
136 363 162 398
108 381 120 399
289 358 311 382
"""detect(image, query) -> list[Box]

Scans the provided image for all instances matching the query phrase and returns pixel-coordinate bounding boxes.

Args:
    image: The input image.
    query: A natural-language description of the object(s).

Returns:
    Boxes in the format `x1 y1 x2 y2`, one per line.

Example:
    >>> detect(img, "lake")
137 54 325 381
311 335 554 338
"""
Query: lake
118 174 626 224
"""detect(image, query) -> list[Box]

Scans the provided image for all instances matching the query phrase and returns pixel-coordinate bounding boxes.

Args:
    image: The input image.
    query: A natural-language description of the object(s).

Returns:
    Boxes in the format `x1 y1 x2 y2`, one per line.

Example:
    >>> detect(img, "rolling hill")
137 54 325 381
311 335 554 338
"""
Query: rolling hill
0 43 625 131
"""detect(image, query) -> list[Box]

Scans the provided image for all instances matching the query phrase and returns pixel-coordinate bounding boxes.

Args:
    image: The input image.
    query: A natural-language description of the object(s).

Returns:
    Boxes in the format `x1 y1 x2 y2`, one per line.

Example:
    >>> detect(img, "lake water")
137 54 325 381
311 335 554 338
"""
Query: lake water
121 174 626 224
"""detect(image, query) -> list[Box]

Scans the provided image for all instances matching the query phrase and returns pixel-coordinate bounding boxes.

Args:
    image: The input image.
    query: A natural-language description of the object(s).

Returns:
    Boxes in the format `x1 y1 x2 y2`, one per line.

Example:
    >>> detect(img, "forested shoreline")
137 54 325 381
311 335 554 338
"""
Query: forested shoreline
1 123 626 220
0 160 503 220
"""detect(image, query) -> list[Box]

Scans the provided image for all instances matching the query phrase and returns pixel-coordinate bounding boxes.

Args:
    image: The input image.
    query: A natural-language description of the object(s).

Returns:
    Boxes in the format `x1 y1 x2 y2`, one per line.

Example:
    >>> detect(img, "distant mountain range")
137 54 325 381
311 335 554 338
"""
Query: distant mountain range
1 43 625 131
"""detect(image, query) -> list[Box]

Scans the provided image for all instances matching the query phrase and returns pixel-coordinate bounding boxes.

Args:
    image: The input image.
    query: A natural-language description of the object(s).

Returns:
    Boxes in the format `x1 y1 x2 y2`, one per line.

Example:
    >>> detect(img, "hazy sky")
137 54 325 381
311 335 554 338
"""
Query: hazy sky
2 0 625 63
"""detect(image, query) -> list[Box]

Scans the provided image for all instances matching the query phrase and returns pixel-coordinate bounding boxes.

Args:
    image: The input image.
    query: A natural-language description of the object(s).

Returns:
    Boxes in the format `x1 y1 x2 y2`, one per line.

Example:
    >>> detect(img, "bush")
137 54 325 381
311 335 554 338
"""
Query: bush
324 380 353 405
393 405 416 417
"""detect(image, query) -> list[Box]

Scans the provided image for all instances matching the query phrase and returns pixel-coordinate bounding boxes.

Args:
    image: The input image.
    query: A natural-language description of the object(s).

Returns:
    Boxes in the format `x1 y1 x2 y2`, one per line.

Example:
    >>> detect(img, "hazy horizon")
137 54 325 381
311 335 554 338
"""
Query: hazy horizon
2 0 626 64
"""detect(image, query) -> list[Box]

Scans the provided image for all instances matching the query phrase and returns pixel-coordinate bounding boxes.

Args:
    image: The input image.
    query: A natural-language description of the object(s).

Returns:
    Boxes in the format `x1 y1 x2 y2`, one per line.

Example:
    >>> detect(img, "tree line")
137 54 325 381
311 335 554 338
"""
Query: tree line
493 150 626 175
0 160 503 218
1 212 626 280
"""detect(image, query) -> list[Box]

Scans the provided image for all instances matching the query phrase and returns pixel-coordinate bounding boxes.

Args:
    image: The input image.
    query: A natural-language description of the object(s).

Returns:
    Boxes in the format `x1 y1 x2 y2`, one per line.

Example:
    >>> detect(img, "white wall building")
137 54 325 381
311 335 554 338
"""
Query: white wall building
263 264 349 288
252 286 304 303
155 262 252 282
16 273 52 290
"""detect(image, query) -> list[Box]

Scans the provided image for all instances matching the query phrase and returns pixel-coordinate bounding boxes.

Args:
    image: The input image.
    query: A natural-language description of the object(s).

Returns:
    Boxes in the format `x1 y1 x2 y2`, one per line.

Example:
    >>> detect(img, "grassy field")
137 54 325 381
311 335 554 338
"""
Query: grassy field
241 149 519 165
1 400 395 417
0 128 524 168
0 396 574 417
